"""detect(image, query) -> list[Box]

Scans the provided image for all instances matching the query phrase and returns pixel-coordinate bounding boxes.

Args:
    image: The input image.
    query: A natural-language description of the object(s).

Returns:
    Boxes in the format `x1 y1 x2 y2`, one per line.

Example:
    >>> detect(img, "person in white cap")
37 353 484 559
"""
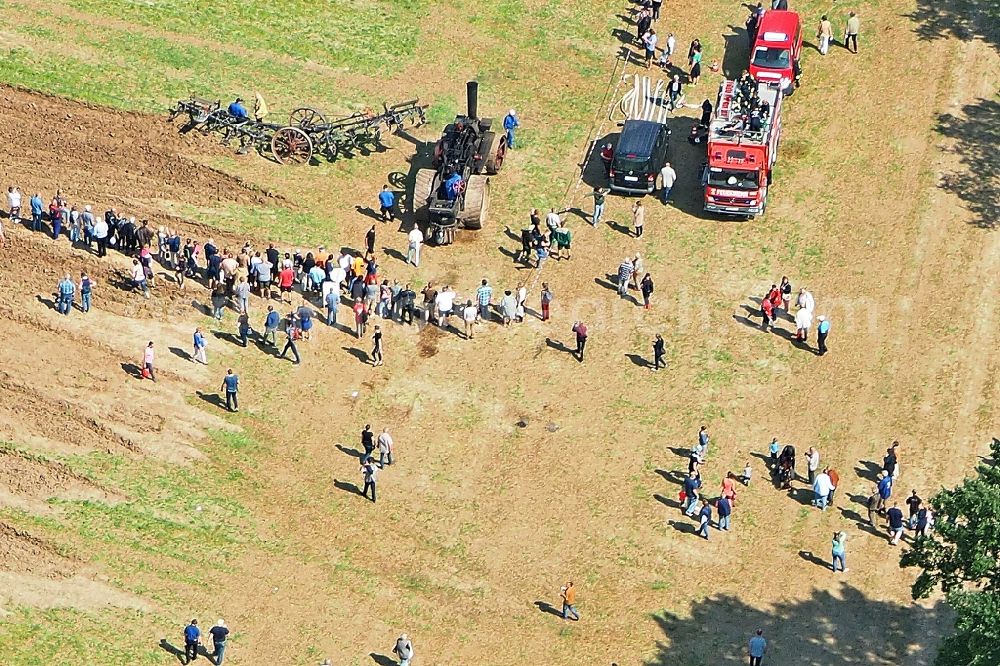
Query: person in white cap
503 109 520 148
393 633 414 666
817 315 831 355
209 619 230 664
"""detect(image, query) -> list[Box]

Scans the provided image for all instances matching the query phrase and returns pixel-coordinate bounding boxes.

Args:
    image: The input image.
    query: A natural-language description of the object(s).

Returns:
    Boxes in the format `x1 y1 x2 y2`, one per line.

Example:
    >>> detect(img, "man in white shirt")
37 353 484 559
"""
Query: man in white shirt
797 287 815 312
659 162 676 204
795 306 812 341
93 217 109 257
6 186 21 220
805 446 820 484
435 285 456 328
377 428 394 467
407 226 423 266
545 208 562 235
813 469 833 510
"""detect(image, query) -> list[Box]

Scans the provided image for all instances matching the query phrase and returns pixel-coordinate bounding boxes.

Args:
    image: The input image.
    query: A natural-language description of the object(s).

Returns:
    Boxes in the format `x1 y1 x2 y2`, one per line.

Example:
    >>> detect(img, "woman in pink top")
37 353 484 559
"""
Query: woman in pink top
142 341 156 382
721 472 737 507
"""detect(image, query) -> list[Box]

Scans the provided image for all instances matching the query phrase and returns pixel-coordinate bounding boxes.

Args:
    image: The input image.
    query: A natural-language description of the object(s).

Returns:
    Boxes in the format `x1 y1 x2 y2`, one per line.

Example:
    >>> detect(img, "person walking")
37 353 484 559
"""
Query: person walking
640 273 654 309
263 306 280 346
905 490 922 530
817 15 833 55
631 200 645 237
653 334 666 370
353 298 368 339
503 109 520 148
813 469 833 510
659 162 676 203
717 495 732 531
238 311 252 347
697 499 712 539
682 470 702 515
361 457 378 502
361 424 375 459
280 319 302 364
462 300 477 339
844 11 860 53
590 186 609 226
748 628 767 666
142 341 156 382
617 257 634 298
192 327 208 364
220 368 240 412
183 619 200 664
407 225 423 266
56 274 75 315
887 502 905 545
209 619 230 665
371 325 384 366
378 185 396 223
378 428 394 467
131 258 151 299
866 485 881 525
540 283 553 322
560 581 580 620
817 316 831 355
392 634 414 666
877 470 893 513
572 321 588 362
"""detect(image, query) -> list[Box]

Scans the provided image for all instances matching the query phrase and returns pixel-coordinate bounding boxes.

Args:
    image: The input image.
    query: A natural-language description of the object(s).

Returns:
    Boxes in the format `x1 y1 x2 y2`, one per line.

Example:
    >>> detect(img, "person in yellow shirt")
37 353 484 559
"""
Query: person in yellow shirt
254 93 269 122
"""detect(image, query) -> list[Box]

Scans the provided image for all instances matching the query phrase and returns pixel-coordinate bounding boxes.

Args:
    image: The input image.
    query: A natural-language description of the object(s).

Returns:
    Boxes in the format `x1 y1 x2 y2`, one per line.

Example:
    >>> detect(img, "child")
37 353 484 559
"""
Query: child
741 461 752 486
768 437 780 468
658 50 672 72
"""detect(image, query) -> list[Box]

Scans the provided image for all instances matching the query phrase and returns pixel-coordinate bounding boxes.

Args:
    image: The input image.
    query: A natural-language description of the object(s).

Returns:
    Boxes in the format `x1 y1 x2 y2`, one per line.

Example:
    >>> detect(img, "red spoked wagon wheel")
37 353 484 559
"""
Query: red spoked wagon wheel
271 127 313 165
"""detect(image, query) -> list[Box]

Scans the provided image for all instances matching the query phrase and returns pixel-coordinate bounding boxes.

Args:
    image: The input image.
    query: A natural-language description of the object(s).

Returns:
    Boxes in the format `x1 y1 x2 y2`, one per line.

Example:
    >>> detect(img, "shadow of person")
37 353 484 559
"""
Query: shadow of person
158 639 185 664
354 205 382 221
335 444 364 459
654 493 682 509
120 362 143 379
35 294 58 310
195 391 226 409
625 353 650 368
381 246 407 263
798 549 830 570
606 219 632 236
369 653 397 666
534 600 563 617
341 346 370 363
333 478 362 496
544 338 573 355
168 346 190 361
667 519 698 535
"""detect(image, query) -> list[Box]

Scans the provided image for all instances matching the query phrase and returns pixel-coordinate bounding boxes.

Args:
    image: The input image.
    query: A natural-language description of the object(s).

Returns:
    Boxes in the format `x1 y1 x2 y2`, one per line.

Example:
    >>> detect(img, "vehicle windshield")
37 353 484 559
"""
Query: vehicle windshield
614 156 649 172
752 47 790 69
707 168 760 190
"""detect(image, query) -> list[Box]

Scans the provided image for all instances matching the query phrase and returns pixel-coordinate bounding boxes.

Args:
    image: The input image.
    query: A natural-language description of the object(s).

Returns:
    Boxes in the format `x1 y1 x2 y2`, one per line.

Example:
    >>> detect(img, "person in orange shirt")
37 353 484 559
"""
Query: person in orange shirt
721 472 738 507
825 467 840 506
561 581 579 621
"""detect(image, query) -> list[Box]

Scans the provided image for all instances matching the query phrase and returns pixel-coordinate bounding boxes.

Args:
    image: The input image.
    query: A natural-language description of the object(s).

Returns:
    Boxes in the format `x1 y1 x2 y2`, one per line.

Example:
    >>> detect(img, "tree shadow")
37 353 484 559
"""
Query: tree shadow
341 346 370 363
534 600 563 617
934 98 1000 228
722 24 751 79
626 352 650 368
336 444 364 459
158 639 185 664
650 586 943 665
196 391 226 409
369 653 397 666
334 478 362 496
906 0 1000 53
168 346 190 361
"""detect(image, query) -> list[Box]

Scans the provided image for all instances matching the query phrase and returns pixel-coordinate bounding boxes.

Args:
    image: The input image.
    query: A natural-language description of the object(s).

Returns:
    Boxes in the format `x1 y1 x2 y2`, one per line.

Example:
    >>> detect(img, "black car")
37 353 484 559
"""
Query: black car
609 120 671 194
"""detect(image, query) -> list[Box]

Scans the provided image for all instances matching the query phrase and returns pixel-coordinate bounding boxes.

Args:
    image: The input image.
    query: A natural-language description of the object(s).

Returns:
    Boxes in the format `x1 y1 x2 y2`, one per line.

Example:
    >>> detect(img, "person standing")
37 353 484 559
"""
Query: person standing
817 15 833 55
361 424 375 459
642 28 658 68
371 325 384 366
717 495 732 531
220 369 240 412
378 428 394 467
234 277 251 314
393 634 414 666
280 319 302 364
461 299 477 339
476 279 493 322
617 257 634 298
325 287 339 327
831 531 849 573
599 142 614 176
653 334 666 370
193 327 208 364
697 499 712 539
844 12 860 53
640 273 654 309
877 471 893 513
503 109 520 148
887 502 905 545
698 426 710 456
142 341 156 382
407 225 423 266
572 321 588 362
866 485 881 525
905 490 922 530
378 186 396 223
353 298 368 338
805 447 820 484
238 311 252 347
794 306 812 343
813 469 833 510
748 628 767 666
683 471 702 515
183 618 200 664
56 274 75 315
78 271 94 313
361 457 378 502
826 467 840 506
631 200 645 237
209 619 230 665
659 162 676 203
6 185 21 221
540 283 553 322
816 316 831 355
560 581 580 620
590 186 609 226
262 306 280 346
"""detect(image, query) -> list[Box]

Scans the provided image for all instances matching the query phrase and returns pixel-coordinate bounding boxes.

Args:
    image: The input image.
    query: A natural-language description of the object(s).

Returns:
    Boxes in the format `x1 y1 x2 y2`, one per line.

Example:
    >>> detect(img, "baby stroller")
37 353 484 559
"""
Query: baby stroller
776 445 796 489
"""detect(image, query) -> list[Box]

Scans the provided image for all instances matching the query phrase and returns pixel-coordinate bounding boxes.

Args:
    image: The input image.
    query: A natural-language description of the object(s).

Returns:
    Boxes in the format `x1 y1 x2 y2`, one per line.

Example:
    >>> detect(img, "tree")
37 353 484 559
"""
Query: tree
900 437 1000 665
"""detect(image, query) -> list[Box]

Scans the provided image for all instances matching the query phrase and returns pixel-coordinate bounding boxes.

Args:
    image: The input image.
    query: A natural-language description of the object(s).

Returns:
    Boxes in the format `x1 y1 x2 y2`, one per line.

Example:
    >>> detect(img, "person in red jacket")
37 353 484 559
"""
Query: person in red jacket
277 265 295 303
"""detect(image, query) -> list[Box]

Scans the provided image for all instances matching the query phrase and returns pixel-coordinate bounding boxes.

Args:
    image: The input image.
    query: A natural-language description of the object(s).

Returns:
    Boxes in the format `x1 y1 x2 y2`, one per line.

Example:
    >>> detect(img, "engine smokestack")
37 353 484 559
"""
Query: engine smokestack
466 81 479 119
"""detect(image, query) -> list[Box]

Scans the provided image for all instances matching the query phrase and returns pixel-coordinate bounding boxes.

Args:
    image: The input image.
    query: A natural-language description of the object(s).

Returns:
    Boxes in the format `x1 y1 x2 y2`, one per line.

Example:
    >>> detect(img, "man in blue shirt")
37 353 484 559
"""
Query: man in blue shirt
443 171 462 201
503 109 520 148
748 628 767 665
220 369 240 412
817 315 831 355
717 495 732 530
877 471 893 514
263 306 280 346
683 471 701 516
56 274 75 315
378 185 396 222
183 619 200 664
227 97 248 121
29 192 43 232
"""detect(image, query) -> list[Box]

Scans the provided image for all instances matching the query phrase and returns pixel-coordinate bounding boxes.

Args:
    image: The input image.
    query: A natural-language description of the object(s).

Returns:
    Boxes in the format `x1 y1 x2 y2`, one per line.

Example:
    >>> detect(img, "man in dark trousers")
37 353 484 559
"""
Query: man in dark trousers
361 424 375 459
220 369 240 413
183 618 200 664
653 334 666 370
817 316 830 355
360 457 378 502
572 321 588 362
365 224 376 255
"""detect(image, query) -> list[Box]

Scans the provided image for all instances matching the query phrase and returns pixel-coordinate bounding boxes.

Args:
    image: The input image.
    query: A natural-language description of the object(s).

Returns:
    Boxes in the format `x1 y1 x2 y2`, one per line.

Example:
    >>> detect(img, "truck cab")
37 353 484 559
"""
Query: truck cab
749 10 802 94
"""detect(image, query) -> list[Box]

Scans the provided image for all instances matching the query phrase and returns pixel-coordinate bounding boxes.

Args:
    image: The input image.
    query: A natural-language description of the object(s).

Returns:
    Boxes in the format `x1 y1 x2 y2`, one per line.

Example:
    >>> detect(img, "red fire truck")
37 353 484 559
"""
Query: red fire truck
701 79 782 219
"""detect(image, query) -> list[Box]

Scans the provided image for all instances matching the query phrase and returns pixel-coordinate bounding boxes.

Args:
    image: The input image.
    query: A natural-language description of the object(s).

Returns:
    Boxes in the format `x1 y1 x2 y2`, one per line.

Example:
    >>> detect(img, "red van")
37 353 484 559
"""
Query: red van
749 10 802 94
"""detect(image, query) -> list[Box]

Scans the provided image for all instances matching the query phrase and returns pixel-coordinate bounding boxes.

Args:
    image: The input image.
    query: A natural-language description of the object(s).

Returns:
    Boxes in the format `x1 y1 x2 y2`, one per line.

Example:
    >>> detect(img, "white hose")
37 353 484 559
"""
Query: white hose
616 74 669 122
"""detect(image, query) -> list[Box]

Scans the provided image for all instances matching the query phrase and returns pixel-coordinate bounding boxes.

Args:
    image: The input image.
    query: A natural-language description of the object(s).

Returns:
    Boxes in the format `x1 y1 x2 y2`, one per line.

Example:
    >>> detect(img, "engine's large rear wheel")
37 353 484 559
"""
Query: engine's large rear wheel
460 176 490 230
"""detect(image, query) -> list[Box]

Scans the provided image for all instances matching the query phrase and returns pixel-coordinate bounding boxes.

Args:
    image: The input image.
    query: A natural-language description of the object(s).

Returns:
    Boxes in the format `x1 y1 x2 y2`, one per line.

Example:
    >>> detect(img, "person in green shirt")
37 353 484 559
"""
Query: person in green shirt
553 222 572 260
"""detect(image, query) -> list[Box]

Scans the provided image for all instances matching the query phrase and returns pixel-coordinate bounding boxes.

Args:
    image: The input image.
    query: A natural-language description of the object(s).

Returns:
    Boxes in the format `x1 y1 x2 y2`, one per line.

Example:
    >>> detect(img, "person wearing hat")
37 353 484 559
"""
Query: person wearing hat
392 633 414 666
228 97 248 121
503 108 520 149
209 619 230 665
817 315 831 355
183 618 200 664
